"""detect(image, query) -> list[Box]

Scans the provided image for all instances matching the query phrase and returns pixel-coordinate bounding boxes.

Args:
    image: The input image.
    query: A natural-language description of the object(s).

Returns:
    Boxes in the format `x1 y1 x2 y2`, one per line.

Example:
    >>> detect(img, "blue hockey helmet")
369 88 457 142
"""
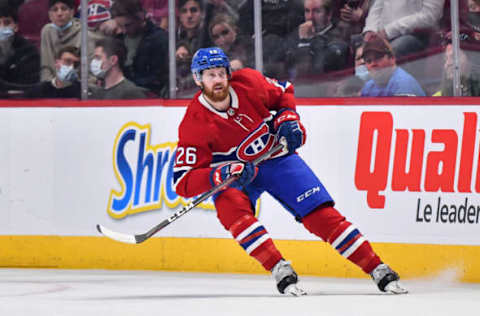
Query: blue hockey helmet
191 47 231 81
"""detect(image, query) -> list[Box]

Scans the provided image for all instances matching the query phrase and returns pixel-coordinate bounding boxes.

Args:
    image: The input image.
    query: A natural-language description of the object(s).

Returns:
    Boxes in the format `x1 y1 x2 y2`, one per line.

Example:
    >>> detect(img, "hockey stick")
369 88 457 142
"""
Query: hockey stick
96 143 284 244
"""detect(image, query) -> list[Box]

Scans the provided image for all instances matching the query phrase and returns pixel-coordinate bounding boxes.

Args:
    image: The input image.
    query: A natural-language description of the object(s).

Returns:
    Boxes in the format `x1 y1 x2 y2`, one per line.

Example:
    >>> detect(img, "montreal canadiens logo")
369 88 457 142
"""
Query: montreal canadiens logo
236 123 275 161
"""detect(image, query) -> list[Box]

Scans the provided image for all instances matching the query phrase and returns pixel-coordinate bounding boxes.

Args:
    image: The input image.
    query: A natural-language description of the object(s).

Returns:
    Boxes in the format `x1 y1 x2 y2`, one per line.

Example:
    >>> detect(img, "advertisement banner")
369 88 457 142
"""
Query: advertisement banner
1 104 479 246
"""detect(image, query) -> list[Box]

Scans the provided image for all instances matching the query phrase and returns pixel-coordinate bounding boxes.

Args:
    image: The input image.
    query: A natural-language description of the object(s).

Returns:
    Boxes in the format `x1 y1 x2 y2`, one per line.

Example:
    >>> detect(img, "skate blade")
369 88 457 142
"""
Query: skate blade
284 284 307 296
385 281 408 294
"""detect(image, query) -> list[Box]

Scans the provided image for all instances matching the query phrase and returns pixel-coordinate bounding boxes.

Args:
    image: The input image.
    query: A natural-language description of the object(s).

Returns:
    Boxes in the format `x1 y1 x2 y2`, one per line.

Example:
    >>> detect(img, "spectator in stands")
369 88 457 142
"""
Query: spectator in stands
81 0 121 37
89 37 147 99
205 0 244 23
17 0 50 49
237 0 303 78
68 0 124 72
40 0 85 81
437 0 480 47
111 0 169 97
238 0 304 38
175 40 196 92
360 33 426 96
336 0 372 40
26 45 81 98
175 40 192 67
460 0 480 41
440 0 480 40
0 4 40 94
352 36 369 81
201 0 247 47
286 0 350 79
142 0 168 29
362 0 445 59
433 39 480 96
0 0 24 14
80 0 167 35
208 13 253 68
177 0 208 54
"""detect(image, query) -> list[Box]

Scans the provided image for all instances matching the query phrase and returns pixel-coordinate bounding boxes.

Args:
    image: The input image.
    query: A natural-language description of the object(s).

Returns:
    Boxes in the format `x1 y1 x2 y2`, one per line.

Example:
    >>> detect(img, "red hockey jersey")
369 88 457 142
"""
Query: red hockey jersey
173 68 296 198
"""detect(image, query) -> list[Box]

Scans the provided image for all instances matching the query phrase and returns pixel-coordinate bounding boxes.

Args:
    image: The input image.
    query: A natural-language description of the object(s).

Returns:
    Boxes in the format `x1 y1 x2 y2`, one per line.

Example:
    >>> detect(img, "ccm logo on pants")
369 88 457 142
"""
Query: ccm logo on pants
297 186 320 202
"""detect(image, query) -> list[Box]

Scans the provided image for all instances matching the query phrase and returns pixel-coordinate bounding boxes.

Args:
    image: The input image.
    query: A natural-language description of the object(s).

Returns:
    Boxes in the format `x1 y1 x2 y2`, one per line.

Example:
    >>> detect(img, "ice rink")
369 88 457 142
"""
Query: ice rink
0 268 478 316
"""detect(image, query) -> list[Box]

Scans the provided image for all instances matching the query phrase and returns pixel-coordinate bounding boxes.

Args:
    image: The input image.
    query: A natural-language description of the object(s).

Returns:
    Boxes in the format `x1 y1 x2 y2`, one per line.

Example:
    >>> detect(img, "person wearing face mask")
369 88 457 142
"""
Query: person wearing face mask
26 46 81 98
360 34 426 97
458 0 480 42
0 4 40 96
352 38 370 82
40 0 94 81
89 37 148 99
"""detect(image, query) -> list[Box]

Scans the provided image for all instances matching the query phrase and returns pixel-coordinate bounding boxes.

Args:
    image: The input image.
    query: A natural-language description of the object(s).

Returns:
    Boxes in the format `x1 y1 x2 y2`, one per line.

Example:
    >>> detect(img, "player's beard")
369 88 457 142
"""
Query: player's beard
203 82 230 102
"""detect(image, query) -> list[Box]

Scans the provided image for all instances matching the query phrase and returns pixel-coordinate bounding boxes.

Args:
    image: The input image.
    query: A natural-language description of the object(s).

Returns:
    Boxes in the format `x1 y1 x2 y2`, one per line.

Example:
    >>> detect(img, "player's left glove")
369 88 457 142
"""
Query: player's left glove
273 109 306 154
210 162 258 190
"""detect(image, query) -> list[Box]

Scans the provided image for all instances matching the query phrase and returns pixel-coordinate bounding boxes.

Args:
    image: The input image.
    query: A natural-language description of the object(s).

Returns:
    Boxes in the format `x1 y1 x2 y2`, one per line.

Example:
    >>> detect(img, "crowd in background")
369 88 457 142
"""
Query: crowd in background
1 0 480 99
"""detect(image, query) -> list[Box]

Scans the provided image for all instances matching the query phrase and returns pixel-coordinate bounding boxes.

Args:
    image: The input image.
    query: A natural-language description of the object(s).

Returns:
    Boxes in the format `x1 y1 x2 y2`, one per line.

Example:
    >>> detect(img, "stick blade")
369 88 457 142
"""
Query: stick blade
96 224 138 244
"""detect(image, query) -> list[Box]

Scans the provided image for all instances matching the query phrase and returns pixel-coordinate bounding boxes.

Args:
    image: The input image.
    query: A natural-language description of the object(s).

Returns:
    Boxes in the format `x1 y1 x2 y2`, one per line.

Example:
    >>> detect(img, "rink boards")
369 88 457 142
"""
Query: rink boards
0 98 479 282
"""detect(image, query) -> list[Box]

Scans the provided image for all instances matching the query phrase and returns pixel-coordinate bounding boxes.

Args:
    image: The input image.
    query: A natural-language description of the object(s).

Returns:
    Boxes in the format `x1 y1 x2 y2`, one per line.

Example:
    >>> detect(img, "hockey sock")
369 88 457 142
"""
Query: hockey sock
302 206 381 274
229 214 283 271
215 189 283 271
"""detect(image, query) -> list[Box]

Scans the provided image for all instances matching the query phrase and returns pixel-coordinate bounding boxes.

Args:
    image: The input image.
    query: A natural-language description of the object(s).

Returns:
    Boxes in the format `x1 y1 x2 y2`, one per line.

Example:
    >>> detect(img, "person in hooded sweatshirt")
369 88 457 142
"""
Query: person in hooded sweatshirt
40 0 92 81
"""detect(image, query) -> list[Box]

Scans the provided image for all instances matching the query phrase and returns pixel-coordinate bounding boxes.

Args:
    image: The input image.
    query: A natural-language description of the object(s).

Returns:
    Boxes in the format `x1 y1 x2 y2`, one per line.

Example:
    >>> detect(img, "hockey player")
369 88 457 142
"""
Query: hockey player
173 47 407 296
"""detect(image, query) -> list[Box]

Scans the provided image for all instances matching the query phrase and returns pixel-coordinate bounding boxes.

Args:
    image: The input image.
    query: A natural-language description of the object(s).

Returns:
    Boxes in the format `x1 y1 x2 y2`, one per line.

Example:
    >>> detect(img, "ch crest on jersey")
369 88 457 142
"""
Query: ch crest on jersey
236 123 275 162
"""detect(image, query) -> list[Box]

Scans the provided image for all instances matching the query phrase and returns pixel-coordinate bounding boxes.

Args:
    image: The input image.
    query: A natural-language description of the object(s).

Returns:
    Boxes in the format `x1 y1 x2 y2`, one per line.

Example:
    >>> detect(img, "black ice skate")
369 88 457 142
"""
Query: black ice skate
271 260 307 296
370 263 408 294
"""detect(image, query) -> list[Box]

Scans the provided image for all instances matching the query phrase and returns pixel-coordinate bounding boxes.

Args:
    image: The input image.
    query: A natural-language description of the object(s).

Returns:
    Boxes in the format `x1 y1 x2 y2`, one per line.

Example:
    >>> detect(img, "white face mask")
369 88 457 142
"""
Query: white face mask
355 65 370 81
0 27 14 41
90 58 106 78
51 20 73 32
56 64 77 82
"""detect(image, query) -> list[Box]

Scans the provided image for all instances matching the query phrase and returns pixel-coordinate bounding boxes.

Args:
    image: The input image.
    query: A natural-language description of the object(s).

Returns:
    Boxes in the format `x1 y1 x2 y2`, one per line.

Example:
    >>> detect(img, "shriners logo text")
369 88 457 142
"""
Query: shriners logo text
107 122 214 219
355 112 480 209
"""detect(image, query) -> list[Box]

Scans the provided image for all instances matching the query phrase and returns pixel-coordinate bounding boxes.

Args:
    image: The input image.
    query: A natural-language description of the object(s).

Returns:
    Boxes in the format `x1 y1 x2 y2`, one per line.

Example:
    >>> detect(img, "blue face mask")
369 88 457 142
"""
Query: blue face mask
56 64 78 83
51 20 73 32
0 27 14 41
355 65 370 81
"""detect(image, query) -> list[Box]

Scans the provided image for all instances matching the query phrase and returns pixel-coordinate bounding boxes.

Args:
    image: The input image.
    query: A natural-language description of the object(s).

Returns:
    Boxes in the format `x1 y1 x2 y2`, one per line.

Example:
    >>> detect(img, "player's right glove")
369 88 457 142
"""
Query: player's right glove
210 162 258 190
273 109 306 154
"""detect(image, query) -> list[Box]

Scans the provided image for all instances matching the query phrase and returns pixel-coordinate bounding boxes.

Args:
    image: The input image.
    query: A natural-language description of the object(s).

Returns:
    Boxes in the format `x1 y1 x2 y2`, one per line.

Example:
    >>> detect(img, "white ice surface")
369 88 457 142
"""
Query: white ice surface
0 268 478 316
